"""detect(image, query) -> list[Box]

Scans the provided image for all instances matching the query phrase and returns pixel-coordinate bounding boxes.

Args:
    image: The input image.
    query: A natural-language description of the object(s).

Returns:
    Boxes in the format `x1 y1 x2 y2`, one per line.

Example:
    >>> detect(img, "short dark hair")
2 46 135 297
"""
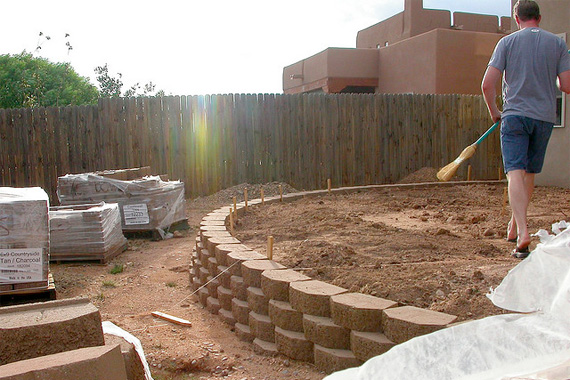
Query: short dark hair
513 0 541 21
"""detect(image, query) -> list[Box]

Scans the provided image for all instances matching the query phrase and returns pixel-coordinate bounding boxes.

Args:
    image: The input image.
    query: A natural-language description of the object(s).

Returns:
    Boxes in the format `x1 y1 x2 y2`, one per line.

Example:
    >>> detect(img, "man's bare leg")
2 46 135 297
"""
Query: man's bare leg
506 169 534 249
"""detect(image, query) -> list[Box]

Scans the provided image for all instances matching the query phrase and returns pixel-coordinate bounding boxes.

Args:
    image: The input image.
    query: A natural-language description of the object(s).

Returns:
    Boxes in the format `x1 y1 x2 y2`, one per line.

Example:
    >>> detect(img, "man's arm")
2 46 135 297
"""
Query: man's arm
559 70 570 94
481 66 502 122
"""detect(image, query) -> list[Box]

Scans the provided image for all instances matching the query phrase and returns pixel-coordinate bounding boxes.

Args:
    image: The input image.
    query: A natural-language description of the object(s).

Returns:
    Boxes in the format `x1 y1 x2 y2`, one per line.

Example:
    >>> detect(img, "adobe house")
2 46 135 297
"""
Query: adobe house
283 0 570 188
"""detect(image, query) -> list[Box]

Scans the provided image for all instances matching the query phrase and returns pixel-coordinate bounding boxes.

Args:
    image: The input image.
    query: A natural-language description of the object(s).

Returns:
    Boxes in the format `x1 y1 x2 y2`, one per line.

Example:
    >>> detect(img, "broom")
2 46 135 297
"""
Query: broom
437 121 500 181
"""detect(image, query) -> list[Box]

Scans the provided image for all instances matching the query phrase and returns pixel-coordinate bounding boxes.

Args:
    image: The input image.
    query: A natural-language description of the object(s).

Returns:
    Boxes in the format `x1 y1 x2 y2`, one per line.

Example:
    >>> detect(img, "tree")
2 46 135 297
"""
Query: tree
0 52 99 109
94 63 165 98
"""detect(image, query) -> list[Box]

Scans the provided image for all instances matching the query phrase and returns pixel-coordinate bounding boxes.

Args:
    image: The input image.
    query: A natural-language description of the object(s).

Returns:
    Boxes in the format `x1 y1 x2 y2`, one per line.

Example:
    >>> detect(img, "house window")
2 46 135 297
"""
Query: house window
556 33 567 128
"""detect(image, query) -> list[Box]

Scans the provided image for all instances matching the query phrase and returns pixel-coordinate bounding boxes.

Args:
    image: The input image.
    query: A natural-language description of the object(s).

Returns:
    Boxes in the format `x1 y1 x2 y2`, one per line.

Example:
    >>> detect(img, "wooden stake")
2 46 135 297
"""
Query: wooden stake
279 185 283 202
261 187 265 205
267 236 274 260
327 178 331 194
151 311 192 327
467 165 472 181
229 207 235 235
498 166 502 181
244 188 248 211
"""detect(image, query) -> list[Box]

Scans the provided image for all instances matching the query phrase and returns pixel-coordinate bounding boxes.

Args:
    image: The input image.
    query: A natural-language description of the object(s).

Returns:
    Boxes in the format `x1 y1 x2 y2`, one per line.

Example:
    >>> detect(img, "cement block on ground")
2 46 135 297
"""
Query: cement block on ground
198 287 209 307
200 220 225 227
350 331 395 362
205 277 219 299
274 327 314 363
241 260 286 288
226 251 267 276
252 338 279 357
199 247 211 263
207 257 218 276
0 344 127 380
249 311 275 342
234 322 254 343
0 298 105 365
218 265 232 288
382 306 457 344
206 296 221 315
218 308 236 327
247 286 269 315
231 298 250 325
268 300 304 333
206 236 240 256
289 280 347 317
330 292 398 332
230 275 248 301
303 315 350 349
105 334 146 380
314 344 362 374
216 286 233 311
261 269 311 302
200 230 231 245
198 266 209 284
215 244 252 267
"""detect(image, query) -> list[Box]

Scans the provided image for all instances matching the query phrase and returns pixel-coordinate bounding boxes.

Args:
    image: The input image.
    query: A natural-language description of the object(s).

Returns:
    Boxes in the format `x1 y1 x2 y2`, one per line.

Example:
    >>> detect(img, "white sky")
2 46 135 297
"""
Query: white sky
1 0 511 96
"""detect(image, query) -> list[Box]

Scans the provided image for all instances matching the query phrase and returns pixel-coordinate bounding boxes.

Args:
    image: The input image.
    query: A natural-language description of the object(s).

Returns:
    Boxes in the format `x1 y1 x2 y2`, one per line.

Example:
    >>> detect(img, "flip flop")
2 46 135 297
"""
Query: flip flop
511 245 530 259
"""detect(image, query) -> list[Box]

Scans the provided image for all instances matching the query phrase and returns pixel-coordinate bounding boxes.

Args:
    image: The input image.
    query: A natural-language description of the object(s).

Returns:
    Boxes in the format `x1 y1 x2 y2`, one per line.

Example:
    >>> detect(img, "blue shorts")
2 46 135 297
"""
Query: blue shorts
500 115 553 174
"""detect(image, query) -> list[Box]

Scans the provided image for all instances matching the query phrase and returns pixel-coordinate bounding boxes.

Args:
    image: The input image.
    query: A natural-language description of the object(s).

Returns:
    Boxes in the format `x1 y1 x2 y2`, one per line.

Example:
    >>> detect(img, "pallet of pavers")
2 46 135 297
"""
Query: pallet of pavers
57 169 187 237
49 202 128 263
0 187 52 297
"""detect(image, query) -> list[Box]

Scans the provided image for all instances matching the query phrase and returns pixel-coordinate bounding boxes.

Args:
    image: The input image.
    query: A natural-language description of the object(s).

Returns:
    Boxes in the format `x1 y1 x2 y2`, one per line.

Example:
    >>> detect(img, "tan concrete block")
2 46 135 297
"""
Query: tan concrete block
252 338 279 357
214 243 252 267
230 275 247 301
382 306 457 344
218 308 236 327
206 297 221 315
202 214 228 222
206 236 240 255
0 298 104 365
231 298 250 325
350 331 395 362
198 266 209 284
241 260 286 288
0 344 127 380
226 250 266 276
199 225 228 241
274 327 314 363
314 344 362 374
303 315 350 349
105 334 146 380
198 287 209 307
234 322 254 343
249 311 275 342
216 286 233 311
289 280 347 317
218 265 232 288
330 292 398 332
200 247 212 262
201 230 231 247
200 219 225 226
191 276 203 292
247 286 269 315
205 276 219 299
207 257 218 276
268 300 304 333
261 269 311 302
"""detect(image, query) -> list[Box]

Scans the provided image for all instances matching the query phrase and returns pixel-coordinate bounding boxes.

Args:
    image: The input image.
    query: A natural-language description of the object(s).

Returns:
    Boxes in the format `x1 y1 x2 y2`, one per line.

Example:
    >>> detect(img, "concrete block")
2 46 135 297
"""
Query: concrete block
191 276 203 292
241 260 286 288
198 287 209 307
350 331 395 362
218 265 232 288
0 298 104 365
199 247 211 263
105 334 146 380
207 257 218 276
289 280 347 317
0 344 127 380
205 276 219 299
247 286 269 315
198 266 209 284
268 300 304 333
218 308 236 327
200 230 231 244
249 311 275 342
382 306 457 344
214 243 252 267
274 327 314 363
226 251 267 276
252 338 278 357
206 296 221 315
206 236 240 255
230 275 247 301
261 269 311 302
303 315 350 349
200 220 225 227
314 344 362 374
330 292 398 332
216 285 233 311
234 322 254 343
231 298 250 325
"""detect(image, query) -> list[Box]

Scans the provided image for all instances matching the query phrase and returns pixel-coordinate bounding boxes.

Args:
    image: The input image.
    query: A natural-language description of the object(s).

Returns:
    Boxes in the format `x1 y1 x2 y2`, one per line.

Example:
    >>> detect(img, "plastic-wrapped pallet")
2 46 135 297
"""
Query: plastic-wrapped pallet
0 187 50 294
49 202 128 263
57 174 186 234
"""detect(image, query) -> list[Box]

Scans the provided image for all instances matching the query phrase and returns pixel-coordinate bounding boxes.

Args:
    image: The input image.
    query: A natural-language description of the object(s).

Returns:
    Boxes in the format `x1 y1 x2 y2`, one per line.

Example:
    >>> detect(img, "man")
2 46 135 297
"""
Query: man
481 0 570 258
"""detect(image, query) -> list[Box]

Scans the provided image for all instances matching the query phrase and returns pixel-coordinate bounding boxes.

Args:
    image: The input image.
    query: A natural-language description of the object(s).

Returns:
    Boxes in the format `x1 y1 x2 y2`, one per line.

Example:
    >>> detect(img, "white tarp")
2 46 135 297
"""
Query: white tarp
325 222 570 380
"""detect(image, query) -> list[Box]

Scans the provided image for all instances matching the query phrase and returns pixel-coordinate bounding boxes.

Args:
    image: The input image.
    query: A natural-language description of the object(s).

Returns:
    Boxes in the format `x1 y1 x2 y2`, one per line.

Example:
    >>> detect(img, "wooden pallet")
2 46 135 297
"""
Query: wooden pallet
0 273 56 306
124 218 190 241
50 242 128 264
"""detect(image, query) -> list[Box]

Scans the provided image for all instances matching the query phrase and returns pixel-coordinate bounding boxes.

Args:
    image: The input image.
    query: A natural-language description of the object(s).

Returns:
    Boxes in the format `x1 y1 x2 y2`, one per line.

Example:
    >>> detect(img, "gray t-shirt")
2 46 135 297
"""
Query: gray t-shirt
488 27 570 124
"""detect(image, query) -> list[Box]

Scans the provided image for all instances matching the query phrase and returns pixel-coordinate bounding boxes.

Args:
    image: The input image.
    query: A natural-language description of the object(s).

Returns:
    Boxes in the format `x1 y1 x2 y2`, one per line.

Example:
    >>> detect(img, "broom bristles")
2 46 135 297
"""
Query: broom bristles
437 144 477 181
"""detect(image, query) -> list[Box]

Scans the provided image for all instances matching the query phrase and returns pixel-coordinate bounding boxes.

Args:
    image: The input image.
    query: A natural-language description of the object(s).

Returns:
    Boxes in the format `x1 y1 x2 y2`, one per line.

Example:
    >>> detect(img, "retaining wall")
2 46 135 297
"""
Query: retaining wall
190 182 489 373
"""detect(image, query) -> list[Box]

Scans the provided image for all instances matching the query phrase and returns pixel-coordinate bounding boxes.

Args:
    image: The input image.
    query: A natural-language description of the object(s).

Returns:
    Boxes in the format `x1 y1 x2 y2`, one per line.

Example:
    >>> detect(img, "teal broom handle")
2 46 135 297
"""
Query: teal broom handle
474 120 500 146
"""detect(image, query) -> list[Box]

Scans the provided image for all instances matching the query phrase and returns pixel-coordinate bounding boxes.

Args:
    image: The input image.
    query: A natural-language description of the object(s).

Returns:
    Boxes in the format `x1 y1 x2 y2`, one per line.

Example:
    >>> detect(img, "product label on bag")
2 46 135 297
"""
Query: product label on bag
0 248 44 282
123 203 150 225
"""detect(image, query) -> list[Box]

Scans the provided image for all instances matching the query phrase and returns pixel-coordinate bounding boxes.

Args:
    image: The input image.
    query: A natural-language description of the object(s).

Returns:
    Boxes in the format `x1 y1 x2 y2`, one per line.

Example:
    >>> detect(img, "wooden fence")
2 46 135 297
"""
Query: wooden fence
0 93 502 203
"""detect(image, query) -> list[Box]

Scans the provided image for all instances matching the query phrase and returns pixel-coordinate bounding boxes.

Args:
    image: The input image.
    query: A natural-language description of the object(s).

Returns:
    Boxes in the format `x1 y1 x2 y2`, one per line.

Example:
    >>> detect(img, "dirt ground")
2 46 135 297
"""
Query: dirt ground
49 172 570 380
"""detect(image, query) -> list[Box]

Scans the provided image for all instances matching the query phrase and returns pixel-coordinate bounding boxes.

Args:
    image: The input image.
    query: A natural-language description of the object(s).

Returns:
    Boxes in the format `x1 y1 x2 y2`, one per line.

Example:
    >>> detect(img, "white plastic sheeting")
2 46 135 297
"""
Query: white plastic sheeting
325 222 570 380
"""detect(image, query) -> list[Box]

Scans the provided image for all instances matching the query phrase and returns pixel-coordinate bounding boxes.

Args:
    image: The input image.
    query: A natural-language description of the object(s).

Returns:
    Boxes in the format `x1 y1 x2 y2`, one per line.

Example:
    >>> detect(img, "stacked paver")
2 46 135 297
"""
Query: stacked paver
190 187 458 374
